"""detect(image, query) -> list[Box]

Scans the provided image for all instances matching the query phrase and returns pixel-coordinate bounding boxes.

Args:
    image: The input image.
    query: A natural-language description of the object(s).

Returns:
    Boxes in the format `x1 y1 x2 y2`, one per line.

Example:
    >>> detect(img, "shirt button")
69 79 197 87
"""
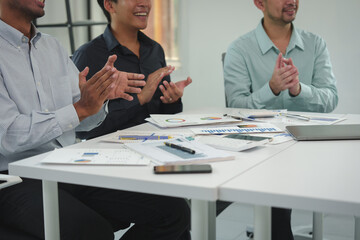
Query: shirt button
22 37 27 43
68 124 73 129
44 109 49 112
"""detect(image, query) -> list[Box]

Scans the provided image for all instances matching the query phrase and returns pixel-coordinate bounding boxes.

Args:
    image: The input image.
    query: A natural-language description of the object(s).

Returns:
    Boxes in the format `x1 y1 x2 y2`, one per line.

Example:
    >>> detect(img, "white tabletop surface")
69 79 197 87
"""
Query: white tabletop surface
9 108 295 201
219 113 360 216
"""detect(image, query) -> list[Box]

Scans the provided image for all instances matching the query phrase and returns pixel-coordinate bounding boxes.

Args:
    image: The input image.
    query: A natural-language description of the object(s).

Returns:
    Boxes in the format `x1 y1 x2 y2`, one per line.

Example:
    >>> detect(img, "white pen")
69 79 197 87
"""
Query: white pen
282 113 310 121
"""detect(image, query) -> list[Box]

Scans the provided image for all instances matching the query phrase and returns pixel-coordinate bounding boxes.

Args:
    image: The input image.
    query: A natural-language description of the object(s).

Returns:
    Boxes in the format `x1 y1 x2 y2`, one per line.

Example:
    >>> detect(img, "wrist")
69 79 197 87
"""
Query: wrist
137 93 145 105
269 82 281 96
73 102 89 122
289 84 301 97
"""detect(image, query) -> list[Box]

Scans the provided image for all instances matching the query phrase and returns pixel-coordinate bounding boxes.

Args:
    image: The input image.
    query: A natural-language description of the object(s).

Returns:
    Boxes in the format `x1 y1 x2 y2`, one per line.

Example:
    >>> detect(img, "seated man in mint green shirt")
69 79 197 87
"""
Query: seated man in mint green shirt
224 1 338 113
223 0 338 239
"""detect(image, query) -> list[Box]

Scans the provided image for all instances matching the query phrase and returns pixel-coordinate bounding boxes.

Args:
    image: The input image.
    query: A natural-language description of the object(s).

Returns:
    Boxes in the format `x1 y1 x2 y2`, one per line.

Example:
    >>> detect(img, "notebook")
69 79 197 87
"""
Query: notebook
286 124 360 141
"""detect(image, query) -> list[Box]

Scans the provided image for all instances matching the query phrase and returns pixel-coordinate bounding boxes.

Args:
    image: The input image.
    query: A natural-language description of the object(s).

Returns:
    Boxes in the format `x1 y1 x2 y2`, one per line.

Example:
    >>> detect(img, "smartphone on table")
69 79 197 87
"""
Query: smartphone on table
154 164 212 174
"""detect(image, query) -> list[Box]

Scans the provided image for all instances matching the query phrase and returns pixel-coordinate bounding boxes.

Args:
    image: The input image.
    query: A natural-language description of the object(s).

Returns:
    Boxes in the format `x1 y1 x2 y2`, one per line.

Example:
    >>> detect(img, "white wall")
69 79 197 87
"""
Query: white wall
41 0 360 114
178 0 360 114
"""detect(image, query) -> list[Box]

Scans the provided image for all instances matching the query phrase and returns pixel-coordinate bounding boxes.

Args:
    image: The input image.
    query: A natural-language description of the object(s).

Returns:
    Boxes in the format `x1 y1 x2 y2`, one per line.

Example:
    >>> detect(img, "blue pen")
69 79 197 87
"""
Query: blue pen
119 135 172 140
144 133 155 142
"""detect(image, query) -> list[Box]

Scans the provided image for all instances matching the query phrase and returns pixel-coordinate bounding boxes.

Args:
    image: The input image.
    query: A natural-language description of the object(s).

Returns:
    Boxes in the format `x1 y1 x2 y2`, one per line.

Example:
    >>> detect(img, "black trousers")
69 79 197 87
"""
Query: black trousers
0 177 190 240
216 201 294 240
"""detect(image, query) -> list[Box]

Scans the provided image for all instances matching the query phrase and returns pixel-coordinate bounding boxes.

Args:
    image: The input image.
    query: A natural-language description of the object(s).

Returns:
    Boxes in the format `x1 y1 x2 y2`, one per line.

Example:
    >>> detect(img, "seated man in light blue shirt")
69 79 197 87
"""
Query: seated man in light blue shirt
223 0 338 239
224 0 338 113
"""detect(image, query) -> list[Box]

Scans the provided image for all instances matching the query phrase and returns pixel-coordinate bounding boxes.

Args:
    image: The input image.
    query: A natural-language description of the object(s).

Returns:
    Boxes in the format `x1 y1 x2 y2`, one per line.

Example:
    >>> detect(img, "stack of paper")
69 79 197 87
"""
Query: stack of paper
146 114 242 128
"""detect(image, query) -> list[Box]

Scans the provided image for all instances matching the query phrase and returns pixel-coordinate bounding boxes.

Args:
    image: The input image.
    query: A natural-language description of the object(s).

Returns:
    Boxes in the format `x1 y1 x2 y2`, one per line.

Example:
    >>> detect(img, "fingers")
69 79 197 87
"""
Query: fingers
282 57 294 66
105 55 117 68
86 66 117 102
127 72 145 80
125 86 142 94
276 53 283 69
125 80 145 94
159 80 182 104
128 80 146 87
87 64 114 86
117 92 134 101
175 77 192 90
149 66 174 83
79 67 89 87
79 66 117 100
184 77 192 87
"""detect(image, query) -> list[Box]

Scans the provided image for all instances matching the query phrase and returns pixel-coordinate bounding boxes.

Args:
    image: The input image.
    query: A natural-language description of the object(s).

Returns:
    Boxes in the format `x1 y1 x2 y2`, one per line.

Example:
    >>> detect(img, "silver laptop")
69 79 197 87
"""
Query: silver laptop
286 124 360 141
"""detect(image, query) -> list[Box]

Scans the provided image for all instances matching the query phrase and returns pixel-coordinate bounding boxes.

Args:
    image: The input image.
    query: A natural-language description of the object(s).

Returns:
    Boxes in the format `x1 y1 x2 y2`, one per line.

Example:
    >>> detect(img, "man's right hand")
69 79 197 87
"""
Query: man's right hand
137 66 175 105
74 56 118 122
269 53 299 95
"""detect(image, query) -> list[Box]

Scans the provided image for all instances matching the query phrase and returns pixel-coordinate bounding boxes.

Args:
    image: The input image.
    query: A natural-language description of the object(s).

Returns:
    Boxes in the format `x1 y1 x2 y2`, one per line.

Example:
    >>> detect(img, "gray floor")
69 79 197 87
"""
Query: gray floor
216 203 355 240
115 203 355 239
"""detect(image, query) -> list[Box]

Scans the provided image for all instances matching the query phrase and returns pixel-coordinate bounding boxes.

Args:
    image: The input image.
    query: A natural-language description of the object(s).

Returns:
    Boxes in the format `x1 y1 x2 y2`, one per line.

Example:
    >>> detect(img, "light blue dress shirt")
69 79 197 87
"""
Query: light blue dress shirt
224 20 338 113
0 20 106 171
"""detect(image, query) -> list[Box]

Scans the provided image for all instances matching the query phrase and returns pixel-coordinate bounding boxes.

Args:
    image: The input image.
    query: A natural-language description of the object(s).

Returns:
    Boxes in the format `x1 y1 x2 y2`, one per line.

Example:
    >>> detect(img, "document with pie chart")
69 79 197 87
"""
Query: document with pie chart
146 114 242 128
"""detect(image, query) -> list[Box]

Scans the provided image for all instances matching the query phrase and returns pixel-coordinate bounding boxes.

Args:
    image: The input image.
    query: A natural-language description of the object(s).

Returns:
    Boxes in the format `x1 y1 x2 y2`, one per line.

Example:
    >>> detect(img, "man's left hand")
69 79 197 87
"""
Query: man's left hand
159 77 192 104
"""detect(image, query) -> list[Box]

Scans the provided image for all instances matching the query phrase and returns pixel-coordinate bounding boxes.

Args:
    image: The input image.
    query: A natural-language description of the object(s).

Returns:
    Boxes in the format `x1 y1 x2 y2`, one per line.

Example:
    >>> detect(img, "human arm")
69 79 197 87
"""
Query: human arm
137 66 174 105
224 44 281 109
285 38 338 113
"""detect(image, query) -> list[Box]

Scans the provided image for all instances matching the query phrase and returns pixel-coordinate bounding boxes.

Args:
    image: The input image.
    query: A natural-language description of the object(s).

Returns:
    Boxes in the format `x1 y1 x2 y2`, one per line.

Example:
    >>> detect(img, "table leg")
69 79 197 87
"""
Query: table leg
312 212 323 240
191 200 216 240
42 180 60 240
355 216 360 240
254 205 271 240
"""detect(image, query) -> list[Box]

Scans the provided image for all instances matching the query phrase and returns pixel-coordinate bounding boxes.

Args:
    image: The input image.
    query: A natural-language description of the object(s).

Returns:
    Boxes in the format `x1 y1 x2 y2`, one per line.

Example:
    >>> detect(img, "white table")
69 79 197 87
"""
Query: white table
219 114 360 240
9 113 295 240
9 109 358 240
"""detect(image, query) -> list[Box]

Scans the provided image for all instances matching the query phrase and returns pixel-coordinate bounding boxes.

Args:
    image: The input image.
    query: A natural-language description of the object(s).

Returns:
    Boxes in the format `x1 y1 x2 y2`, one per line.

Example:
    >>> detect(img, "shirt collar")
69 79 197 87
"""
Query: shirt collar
0 19 41 49
103 24 155 52
255 19 304 55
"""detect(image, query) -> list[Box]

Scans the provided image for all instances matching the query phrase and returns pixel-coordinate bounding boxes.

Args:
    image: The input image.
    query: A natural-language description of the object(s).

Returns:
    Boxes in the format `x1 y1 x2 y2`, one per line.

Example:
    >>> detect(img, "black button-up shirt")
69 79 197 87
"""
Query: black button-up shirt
72 25 182 139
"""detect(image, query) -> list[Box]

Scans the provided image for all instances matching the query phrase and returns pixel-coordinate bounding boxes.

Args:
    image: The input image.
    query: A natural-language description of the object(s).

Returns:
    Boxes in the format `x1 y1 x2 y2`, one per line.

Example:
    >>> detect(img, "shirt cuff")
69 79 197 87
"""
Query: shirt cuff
54 104 80 133
260 83 278 103
104 100 109 113
294 83 312 100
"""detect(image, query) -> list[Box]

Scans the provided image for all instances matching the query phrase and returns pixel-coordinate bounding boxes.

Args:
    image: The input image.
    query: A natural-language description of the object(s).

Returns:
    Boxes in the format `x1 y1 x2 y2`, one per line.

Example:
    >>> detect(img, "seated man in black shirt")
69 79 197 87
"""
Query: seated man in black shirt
73 0 192 139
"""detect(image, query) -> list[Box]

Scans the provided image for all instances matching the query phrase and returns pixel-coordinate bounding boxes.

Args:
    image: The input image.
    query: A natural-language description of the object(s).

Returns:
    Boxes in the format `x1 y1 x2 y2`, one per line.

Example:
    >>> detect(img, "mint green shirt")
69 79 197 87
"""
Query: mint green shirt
224 21 338 113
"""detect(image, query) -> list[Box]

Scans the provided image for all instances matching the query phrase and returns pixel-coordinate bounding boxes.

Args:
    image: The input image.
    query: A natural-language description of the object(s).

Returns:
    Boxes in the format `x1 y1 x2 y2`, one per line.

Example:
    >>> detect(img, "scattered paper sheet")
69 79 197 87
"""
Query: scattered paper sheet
229 108 280 119
191 123 284 135
102 130 187 143
146 114 242 128
125 138 235 165
41 147 150 165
